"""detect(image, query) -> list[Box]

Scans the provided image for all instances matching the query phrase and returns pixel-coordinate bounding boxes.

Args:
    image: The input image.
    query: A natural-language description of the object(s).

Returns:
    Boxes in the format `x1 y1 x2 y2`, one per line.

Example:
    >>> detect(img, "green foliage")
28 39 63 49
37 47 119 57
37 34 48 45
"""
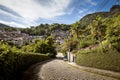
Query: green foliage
21 23 70 36
33 36 57 57
22 45 34 52
105 14 120 52
0 41 50 80
89 16 107 40
71 21 81 39
61 49 67 56
62 38 79 52
61 12 120 73
46 36 54 46
79 37 97 48
76 49 120 72
61 40 69 55
79 40 93 48
67 13 120 52
21 36 57 57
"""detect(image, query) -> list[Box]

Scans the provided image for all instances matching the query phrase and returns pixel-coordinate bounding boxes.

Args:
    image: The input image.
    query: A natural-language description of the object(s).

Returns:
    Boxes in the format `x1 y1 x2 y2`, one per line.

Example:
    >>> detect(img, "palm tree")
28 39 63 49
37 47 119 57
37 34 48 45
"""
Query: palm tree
90 15 105 53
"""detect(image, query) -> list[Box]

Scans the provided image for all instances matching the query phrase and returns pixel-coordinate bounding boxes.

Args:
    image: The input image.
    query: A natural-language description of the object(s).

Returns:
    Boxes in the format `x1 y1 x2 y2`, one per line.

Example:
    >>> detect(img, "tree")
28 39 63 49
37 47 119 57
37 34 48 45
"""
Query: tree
33 37 57 57
105 14 120 52
71 21 81 39
89 15 107 53
45 36 54 46
34 40 47 54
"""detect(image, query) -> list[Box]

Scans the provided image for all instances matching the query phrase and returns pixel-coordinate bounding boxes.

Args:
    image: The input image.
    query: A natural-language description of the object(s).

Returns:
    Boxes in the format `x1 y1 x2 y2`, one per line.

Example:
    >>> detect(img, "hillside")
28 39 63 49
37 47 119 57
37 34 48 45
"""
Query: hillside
79 5 120 28
0 23 10 29
0 23 17 31
79 12 109 28
64 5 120 50
61 5 120 72
20 23 71 36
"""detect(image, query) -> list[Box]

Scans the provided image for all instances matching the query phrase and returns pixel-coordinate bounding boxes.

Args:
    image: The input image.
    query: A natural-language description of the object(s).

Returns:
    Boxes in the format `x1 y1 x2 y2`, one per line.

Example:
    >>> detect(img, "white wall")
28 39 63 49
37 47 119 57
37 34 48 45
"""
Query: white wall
67 52 75 63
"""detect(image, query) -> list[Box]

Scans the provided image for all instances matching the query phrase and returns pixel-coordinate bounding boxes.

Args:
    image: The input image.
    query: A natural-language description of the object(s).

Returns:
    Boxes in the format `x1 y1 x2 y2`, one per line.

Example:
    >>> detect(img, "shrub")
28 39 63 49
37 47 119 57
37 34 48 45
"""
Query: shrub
76 49 120 72
105 14 120 52
33 39 57 58
0 51 50 80
0 41 50 80
79 39 97 48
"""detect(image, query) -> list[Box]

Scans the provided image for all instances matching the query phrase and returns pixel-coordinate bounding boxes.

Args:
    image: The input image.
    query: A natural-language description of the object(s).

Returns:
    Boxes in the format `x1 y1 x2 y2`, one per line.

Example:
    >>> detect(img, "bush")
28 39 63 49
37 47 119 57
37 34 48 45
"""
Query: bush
61 48 67 57
22 45 34 52
0 51 50 80
33 39 57 58
106 25 120 52
105 14 120 52
79 39 97 48
76 49 120 72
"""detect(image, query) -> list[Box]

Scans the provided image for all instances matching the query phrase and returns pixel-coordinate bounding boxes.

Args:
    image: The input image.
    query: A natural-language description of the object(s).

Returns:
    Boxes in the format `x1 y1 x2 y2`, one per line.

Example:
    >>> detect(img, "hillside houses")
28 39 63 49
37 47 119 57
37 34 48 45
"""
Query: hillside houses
0 30 44 46
0 28 70 46
52 30 69 44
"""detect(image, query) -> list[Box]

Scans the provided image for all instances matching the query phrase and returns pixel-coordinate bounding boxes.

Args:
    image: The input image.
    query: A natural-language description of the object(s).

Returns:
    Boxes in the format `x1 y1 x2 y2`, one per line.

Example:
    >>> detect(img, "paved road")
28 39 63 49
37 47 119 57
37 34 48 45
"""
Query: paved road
21 53 118 80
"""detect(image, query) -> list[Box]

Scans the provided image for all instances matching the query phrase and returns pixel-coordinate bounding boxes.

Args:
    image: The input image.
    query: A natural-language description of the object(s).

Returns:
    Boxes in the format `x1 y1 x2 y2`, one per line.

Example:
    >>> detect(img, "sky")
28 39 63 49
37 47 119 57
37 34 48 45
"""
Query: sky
0 0 118 28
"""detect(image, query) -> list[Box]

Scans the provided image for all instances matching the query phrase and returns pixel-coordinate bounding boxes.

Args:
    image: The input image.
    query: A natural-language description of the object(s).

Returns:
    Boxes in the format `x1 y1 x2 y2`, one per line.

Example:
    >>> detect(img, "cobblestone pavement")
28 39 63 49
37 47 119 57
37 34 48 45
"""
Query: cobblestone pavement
21 53 118 80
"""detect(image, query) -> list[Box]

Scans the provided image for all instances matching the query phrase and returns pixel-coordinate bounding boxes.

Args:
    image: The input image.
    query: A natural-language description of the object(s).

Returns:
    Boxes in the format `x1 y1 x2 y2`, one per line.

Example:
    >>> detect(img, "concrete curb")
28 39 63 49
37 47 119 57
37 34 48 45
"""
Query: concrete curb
67 62 120 80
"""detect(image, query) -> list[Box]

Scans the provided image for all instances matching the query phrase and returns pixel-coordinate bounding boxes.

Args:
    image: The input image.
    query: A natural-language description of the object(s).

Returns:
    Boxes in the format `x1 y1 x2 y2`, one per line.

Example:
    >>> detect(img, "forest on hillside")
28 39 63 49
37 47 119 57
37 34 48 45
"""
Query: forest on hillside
20 23 71 36
62 13 120 52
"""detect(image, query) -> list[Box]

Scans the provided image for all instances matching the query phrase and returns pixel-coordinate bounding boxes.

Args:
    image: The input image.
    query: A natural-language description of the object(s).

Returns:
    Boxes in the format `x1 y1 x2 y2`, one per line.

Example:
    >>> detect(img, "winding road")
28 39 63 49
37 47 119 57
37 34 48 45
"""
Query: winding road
21 53 118 80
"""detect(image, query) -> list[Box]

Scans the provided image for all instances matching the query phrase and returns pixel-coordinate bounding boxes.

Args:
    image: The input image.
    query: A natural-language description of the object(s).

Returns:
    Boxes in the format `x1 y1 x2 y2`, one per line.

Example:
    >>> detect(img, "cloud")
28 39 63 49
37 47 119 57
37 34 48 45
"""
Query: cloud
79 0 97 6
78 9 87 14
0 9 21 21
77 0 97 19
66 7 75 15
78 9 95 19
0 20 29 28
0 0 72 27
0 9 36 27
0 0 72 21
0 0 98 28
0 5 21 17
85 0 97 5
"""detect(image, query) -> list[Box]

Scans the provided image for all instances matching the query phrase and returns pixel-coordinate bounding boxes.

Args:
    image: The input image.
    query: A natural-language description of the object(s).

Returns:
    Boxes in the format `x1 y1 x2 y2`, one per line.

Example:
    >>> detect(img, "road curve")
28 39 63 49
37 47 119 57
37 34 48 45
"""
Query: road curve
21 53 118 80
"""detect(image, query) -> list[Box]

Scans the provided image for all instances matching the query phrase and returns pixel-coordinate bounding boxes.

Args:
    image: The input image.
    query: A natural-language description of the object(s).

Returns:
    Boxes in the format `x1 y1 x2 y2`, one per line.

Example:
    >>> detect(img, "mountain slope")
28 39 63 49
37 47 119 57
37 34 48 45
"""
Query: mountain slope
79 12 109 28
79 5 120 28
0 23 17 31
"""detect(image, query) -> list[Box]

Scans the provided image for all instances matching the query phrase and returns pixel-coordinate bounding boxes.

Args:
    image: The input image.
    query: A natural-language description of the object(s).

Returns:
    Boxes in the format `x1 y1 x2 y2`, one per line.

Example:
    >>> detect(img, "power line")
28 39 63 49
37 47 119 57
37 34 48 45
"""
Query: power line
115 0 120 5
78 0 118 15
83 0 106 13
97 0 110 11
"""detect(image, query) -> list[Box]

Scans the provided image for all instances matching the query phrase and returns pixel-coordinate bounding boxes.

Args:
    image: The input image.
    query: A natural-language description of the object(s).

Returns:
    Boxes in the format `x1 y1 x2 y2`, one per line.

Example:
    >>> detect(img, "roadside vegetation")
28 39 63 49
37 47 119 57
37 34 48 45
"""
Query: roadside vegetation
62 13 120 72
76 49 120 72
0 36 56 80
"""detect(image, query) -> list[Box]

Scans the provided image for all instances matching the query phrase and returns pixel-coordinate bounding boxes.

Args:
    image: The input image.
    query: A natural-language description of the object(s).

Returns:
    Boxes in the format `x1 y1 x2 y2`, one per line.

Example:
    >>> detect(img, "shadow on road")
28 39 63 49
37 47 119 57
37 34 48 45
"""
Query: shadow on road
56 57 63 60
20 59 54 80
21 53 64 80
